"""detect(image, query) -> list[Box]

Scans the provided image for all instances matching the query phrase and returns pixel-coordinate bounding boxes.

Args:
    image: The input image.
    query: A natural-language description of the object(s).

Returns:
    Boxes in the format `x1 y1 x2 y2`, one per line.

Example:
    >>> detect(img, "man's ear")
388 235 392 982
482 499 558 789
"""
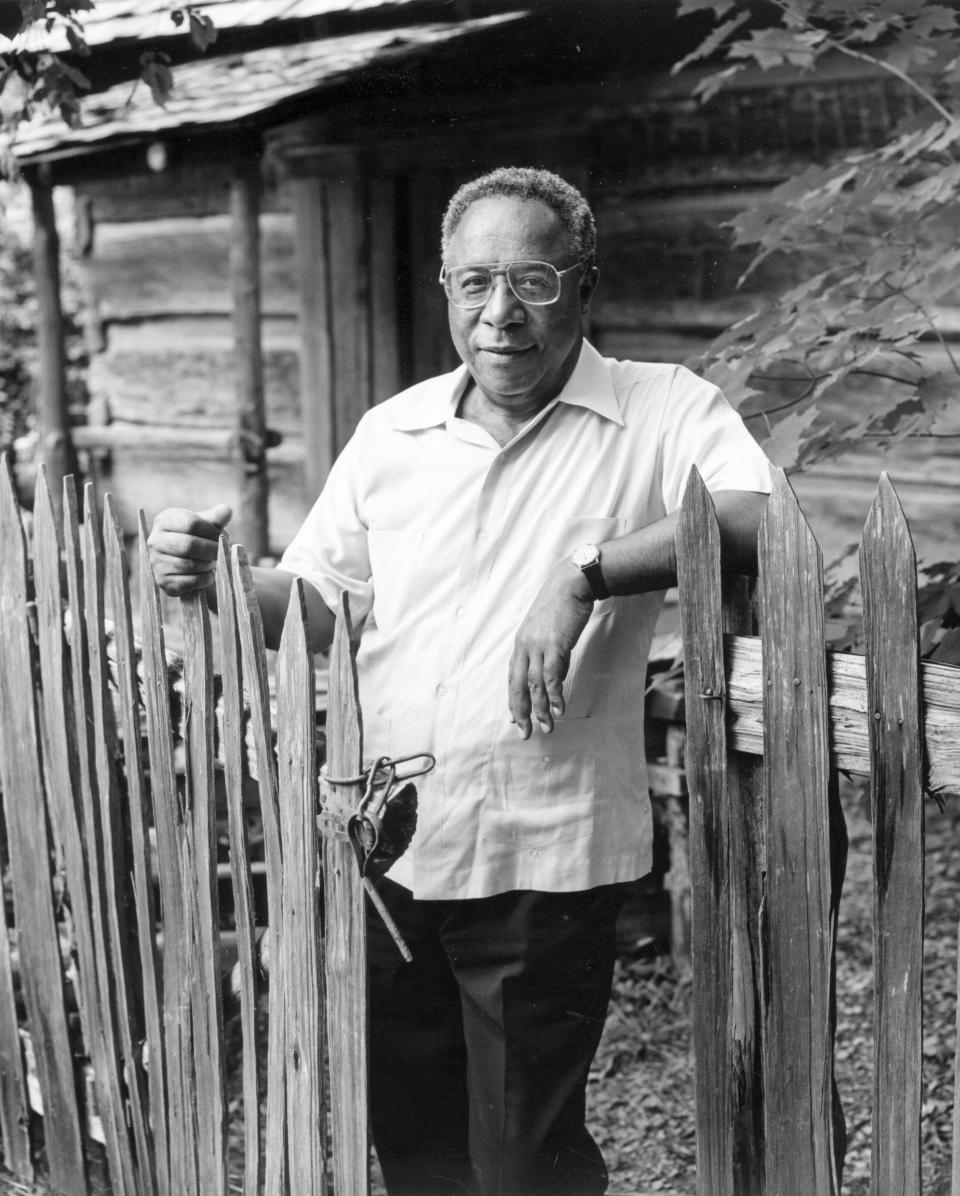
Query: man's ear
580 266 600 311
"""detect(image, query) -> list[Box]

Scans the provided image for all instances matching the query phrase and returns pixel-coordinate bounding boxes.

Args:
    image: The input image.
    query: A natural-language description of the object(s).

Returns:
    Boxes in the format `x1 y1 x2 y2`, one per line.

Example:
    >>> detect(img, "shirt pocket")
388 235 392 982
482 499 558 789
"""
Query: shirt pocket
367 527 424 636
480 716 601 847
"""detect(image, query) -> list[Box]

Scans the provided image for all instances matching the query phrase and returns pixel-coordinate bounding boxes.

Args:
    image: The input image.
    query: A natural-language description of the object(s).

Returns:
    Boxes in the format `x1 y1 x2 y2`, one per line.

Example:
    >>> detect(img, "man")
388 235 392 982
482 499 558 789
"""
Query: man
149 166 771 1195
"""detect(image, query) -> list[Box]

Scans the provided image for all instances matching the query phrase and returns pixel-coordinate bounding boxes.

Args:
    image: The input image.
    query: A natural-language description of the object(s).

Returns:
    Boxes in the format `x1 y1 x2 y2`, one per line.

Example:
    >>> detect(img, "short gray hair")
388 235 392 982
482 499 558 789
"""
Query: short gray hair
441 167 597 265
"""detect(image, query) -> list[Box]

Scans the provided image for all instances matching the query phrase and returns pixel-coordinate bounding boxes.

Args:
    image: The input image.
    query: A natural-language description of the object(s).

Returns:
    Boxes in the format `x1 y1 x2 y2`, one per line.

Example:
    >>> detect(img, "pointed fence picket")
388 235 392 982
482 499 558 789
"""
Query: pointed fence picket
0 464 371 1193
0 458 958 1194
677 466 960 1196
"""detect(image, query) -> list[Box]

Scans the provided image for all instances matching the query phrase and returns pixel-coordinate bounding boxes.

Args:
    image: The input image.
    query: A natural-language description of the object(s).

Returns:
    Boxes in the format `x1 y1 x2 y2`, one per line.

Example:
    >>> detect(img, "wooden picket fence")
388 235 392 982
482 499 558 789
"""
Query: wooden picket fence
677 466 960 1196
0 454 959 1194
0 456 369 1195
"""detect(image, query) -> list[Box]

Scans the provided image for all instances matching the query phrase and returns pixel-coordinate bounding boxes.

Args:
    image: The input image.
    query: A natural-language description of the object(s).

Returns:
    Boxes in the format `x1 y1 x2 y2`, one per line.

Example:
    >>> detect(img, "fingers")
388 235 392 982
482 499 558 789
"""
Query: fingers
147 505 233 597
508 644 569 739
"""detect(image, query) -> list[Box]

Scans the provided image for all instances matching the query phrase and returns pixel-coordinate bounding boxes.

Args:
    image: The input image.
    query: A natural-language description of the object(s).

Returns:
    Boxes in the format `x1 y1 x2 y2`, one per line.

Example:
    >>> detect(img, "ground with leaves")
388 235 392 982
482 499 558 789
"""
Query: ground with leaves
590 788 958 1195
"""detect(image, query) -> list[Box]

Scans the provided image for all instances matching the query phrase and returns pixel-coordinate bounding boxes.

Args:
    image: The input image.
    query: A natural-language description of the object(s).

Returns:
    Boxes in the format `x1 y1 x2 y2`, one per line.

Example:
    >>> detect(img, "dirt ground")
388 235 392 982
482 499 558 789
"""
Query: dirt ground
590 787 958 1196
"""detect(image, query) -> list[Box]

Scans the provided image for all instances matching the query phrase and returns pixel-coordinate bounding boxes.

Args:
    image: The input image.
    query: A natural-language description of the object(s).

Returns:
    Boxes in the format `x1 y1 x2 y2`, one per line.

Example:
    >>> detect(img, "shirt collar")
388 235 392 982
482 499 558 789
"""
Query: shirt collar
389 340 624 432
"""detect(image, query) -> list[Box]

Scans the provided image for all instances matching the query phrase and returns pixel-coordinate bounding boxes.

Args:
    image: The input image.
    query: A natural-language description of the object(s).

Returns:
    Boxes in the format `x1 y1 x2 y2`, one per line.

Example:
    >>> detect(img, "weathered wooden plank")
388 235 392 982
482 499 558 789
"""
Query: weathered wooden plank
103 495 166 1195
329 171 371 450
231 545 287 1196
64 479 139 1194
758 469 838 1195
30 467 96 1173
180 592 227 1196
230 161 269 560
323 592 369 1195
0 458 85 1193
29 176 76 498
723 638 960 795
138 511 196 1196
720 573 766 1192
276 580 327 1190
215 537 261 1196
35 471 115 1168
0 754 31 1179
82 485 156 1195
860 475 923 1196
291 176 334 498
676 468 734 1196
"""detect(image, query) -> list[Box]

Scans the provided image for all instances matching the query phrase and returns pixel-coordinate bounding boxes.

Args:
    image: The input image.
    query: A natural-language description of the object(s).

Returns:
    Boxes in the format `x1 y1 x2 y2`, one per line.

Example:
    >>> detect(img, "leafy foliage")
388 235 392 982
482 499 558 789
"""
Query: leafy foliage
0 0 217 171
674 1 960 660
674 0 960 473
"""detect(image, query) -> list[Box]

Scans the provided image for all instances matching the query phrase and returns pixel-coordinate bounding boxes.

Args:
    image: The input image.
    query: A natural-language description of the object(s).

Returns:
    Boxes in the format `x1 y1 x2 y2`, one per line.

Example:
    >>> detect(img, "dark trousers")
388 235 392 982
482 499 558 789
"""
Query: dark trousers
367 877 626 1196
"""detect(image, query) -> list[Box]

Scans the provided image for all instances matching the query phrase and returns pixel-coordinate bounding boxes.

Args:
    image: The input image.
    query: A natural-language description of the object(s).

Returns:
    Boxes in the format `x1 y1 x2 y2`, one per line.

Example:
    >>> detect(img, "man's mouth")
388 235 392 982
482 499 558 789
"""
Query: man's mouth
479 345 534 356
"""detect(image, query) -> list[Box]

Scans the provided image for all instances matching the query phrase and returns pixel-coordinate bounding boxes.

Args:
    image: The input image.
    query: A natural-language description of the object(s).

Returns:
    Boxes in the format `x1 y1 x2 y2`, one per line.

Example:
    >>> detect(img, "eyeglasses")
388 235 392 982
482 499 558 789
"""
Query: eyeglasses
439 259 586 309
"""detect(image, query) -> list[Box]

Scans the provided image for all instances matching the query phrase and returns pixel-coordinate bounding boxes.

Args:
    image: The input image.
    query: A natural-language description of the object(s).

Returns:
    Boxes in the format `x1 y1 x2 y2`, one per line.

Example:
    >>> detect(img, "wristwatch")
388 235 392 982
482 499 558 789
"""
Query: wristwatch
570 543 610 601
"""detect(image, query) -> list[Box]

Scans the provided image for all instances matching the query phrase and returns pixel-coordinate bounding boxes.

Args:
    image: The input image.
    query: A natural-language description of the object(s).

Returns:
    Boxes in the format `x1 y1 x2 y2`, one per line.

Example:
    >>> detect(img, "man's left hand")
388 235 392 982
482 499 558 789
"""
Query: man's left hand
508 564 595 738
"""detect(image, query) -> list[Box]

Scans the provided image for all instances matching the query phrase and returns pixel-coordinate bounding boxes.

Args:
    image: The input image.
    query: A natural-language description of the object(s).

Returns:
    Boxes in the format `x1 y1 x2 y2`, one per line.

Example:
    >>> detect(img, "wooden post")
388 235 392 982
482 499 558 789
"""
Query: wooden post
676 469 736 1196
322 593 369 1194
29 169 76 505
291 176 334 501
861 475 924 1195
758 469 839 1196
230 159 270 561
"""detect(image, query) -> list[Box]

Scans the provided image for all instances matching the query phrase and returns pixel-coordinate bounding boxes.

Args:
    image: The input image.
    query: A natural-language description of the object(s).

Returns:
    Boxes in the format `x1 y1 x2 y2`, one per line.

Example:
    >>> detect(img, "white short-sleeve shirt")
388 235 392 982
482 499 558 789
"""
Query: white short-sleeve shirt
281 341 771 899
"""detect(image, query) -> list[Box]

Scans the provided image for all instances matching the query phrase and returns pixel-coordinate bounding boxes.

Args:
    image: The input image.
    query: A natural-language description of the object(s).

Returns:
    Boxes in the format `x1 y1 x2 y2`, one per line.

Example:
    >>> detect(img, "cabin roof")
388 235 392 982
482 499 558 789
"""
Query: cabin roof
12 12 526 162
8 0 425 52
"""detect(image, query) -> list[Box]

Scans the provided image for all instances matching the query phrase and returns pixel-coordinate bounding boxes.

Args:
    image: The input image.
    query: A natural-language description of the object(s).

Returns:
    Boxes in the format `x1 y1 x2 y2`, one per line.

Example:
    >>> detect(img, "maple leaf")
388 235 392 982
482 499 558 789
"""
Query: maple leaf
759 403 822 468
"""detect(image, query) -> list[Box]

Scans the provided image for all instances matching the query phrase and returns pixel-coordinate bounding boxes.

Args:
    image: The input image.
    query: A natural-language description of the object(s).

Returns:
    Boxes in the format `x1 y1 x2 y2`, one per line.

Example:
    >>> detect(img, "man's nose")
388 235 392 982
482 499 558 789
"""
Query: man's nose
482 276 525 325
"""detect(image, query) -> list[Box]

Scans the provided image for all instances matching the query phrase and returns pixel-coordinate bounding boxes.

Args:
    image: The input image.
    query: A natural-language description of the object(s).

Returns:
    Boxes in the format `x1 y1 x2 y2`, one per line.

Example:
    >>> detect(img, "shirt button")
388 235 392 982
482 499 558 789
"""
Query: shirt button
542 754 551 763
436 684 447 698
455 606 463 617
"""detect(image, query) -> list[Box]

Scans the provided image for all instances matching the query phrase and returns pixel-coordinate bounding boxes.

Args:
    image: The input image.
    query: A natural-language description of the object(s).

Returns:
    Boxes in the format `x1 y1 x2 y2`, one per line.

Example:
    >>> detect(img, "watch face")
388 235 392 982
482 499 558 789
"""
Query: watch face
572 544 599 568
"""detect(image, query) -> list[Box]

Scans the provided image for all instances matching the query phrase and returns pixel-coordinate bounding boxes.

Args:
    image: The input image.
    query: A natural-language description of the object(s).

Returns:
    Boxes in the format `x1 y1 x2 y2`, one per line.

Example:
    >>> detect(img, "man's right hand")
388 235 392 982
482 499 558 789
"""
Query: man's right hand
147 504 233 597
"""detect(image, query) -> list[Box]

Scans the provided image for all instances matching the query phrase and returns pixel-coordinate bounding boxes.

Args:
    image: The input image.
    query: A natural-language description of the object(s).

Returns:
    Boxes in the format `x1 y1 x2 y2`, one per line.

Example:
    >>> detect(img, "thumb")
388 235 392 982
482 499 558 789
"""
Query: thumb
198 503 233 531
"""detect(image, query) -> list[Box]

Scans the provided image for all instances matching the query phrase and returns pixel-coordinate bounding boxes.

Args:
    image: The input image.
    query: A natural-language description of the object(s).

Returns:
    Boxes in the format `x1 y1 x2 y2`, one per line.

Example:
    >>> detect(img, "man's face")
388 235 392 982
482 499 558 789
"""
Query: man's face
444 196 598 413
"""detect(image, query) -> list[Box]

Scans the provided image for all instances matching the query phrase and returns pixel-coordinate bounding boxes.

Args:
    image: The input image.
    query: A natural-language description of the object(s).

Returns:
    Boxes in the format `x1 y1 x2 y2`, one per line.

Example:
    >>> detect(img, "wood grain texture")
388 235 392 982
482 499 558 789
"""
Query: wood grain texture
676 468 735 1196
180 592 227 1196
67 481 140 1194
860 475 923 1196
33 470 99 1170
0 474 32 1180
291 176 334 498
720 574 766 1193
276 581 327 1191
758 469 838 1196
231 545 288 1196
138 513 195 1196
215 537 261 1196
0 459 85 1193
103 495 166 1196
82 486 156 1195
723 639 960 795
323 592 369 1195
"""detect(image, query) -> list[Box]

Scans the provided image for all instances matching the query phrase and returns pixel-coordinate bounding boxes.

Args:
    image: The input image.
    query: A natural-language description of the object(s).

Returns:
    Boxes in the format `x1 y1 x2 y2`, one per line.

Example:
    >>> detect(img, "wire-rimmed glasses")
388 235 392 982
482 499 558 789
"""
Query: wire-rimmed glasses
439 259 586 309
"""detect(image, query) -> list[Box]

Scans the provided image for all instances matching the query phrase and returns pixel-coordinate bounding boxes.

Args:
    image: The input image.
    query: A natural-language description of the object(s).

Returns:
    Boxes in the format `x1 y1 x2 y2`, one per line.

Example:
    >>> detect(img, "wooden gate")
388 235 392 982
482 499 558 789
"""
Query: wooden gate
677 466 960 1196
0 457 370 1194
